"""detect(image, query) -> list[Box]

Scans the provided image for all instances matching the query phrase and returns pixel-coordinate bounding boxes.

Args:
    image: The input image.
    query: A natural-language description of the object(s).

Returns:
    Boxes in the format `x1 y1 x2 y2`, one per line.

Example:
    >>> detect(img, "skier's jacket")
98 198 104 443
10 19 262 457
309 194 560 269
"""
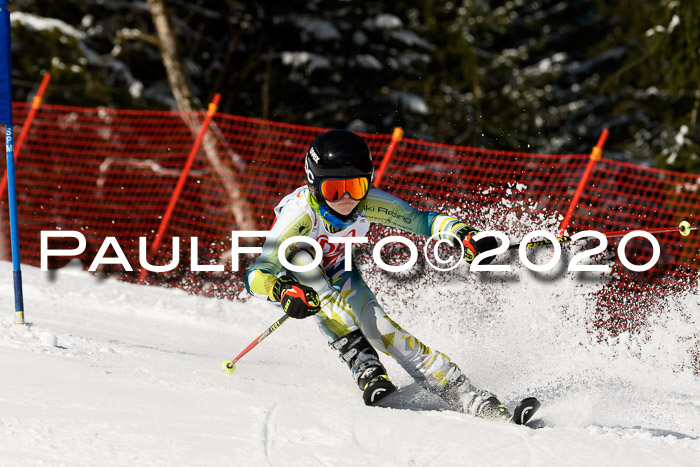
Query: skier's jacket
245 186 473 300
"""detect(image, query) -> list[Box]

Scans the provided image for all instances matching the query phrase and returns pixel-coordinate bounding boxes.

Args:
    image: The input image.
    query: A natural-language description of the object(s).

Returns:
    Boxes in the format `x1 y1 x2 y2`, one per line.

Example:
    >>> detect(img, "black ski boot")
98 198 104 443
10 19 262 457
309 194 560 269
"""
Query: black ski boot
330 330 397 406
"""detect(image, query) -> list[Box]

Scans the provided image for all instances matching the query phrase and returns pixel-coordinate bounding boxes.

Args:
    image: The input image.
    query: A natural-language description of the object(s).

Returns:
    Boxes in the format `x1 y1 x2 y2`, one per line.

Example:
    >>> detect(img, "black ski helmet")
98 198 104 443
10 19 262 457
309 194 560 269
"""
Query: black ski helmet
305 130 374 200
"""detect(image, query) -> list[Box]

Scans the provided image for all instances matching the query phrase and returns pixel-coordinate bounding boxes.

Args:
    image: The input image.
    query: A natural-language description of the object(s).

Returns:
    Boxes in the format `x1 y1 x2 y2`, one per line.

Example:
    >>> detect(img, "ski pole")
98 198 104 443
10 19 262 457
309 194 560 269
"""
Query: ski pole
221 314 290 374
508 220 696 251
508 235 571 250
599 220 696 239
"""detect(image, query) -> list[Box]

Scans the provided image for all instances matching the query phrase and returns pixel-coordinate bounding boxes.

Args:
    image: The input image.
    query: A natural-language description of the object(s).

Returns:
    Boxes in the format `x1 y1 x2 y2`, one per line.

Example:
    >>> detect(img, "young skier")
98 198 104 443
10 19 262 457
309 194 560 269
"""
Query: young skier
244 129 510 420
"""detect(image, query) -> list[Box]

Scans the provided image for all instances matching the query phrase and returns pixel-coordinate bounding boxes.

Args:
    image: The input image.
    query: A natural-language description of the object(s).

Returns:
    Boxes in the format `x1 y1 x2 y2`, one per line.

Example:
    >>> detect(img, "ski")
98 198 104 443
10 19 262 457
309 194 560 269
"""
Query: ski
511 397 541 426
364 382 541 427
362 376 397 406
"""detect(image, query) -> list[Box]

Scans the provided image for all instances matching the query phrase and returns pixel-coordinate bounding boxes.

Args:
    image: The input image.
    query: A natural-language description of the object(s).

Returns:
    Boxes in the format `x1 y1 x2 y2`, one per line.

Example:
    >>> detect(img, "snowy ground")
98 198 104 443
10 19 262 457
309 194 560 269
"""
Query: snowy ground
1 262 699 466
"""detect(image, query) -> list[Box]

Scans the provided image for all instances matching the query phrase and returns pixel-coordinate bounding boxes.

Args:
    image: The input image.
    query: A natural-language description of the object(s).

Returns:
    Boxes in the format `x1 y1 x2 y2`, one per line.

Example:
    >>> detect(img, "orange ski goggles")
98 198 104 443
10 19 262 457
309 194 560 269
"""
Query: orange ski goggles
319 177 370 202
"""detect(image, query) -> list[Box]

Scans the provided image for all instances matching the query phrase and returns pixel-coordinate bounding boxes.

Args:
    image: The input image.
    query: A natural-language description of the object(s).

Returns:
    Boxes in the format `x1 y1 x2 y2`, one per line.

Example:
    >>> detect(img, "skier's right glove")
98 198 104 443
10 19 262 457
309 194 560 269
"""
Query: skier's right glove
454 226 498 265
271 276 321 319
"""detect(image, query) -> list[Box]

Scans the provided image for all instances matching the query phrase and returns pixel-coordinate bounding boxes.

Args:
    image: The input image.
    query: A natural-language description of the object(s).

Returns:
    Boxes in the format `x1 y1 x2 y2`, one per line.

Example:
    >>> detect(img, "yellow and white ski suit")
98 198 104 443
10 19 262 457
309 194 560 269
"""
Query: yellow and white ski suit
245 186 474 393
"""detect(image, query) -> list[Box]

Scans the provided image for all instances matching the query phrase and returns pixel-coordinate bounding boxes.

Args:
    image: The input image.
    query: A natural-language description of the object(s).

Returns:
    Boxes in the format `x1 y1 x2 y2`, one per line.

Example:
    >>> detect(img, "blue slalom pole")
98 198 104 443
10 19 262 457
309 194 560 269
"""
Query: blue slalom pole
0 0 25 324
5 126 24 324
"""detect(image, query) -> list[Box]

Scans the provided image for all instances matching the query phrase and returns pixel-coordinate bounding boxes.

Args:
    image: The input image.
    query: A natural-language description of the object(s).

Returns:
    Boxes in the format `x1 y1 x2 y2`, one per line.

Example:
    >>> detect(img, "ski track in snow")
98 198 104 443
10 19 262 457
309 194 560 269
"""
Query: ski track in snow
0 262 699 466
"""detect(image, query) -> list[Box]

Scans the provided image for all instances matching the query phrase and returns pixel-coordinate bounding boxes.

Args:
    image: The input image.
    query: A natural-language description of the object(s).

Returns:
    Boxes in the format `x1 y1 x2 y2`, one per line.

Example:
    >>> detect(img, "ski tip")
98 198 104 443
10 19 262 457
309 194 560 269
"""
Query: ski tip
363 379 397 406
221 360 236 374
512 397 541 426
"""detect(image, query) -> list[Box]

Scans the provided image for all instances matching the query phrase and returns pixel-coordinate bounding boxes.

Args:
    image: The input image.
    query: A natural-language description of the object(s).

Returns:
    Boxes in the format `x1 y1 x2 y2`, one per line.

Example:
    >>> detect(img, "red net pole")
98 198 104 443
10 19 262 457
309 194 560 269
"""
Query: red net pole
558 128 609 235
0 72 51 198
138 93 221 285
374 127 404 187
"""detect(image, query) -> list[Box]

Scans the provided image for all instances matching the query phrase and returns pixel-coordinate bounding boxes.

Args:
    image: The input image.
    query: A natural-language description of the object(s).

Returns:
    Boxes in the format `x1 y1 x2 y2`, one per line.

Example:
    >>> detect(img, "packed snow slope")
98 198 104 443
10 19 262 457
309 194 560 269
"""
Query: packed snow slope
1 262 699 466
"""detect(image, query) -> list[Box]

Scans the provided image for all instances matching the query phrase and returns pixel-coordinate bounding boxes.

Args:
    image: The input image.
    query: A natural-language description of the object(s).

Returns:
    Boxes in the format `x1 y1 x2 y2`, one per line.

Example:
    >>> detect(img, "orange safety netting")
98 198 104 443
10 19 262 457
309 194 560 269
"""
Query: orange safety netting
1 102 698 365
